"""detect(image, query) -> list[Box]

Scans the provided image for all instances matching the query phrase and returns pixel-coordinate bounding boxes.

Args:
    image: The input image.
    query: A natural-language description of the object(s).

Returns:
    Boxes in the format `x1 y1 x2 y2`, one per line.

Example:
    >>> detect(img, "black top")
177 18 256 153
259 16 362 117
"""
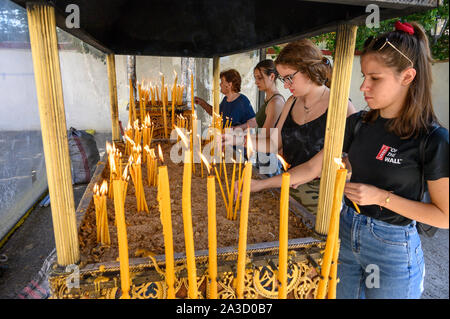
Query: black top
281 98 327 168
343 111 449 226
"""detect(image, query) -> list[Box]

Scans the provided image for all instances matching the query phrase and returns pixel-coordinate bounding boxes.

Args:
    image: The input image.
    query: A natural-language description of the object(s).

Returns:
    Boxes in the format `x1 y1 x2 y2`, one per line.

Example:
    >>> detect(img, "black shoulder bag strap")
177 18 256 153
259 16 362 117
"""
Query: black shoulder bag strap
417 124 440 238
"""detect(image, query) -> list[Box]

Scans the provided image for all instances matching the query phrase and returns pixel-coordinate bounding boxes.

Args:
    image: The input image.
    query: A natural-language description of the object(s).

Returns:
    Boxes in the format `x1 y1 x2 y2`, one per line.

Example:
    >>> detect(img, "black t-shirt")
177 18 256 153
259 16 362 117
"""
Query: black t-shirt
343 111 449 226
281 98 327 168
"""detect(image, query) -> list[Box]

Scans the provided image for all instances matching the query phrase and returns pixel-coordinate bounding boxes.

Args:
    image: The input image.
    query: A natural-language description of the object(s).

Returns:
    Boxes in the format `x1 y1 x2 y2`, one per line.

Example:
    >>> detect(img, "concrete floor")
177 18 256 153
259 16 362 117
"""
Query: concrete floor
0 183 447 299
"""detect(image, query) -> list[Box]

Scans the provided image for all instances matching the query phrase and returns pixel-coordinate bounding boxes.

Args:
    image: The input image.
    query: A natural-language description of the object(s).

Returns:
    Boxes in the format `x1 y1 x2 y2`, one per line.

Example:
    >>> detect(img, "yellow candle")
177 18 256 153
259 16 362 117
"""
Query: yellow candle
234 151 243 219
191 71 194 118
228 159 236 220
198 135 203 178
157 147 175 299
131 157 148 213
138 83 144 125
316 165 347 299
172 71 177 129
214 164 228 213
327 236 340 299
112 178 131 299
223 154 230 199
161 74 168 138
277 155 290 299
235 161 252 299
93 183 101 243
207 173 217 298
181 149 198 299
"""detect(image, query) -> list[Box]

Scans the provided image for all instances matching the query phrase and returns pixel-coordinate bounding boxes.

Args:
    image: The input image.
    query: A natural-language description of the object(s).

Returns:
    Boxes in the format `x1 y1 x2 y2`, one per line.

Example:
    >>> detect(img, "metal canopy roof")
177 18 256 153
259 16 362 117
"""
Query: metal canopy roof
12 0 438 57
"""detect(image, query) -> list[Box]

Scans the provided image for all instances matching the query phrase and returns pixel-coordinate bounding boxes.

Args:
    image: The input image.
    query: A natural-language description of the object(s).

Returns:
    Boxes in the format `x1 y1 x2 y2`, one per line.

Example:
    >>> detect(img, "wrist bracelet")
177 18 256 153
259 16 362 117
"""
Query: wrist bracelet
380 191 393 209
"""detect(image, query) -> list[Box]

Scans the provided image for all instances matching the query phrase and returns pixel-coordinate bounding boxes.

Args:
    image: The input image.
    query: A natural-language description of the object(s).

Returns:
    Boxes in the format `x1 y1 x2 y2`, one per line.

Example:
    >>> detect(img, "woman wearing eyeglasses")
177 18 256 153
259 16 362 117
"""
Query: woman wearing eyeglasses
246 39 356 212
250 21 449 299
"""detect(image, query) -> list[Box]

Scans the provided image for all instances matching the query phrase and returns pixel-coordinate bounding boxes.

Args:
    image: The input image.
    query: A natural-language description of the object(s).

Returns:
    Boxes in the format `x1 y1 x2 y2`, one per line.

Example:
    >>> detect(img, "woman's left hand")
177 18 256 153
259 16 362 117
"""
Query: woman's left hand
344 182 386 206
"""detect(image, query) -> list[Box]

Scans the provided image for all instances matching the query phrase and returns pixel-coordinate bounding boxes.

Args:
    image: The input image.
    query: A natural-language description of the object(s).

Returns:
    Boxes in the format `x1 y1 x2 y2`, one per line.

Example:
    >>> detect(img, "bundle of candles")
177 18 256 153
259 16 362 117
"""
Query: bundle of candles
129 71 194 139
93 68 306 299
316 157 360 299
93 180 110 245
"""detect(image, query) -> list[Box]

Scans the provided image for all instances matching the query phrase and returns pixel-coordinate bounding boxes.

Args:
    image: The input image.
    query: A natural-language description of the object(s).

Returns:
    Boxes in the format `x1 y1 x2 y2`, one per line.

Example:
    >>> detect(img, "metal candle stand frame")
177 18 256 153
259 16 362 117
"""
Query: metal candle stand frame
48 142 326 299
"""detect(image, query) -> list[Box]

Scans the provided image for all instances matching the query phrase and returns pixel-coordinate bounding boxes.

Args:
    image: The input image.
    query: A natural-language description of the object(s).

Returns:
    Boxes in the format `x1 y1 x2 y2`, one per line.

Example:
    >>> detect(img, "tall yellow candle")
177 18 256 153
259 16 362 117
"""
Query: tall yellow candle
277 155 290 299
112 178 131 299
138 83 143 124
327 235 340 299
172 71 177 128
228 159 236 220
234 150 243 220
191 71 194 118
157 146 175 299
316 161 347 299
235 161 252 299
214 164 228 213
161 73 168 138
182 148 198 299
206 166 217 299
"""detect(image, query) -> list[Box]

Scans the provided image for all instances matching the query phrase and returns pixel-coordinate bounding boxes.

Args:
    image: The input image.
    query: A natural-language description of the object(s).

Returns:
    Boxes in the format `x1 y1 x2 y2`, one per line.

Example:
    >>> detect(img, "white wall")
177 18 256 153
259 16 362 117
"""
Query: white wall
1 49 448 131
269 53 449 129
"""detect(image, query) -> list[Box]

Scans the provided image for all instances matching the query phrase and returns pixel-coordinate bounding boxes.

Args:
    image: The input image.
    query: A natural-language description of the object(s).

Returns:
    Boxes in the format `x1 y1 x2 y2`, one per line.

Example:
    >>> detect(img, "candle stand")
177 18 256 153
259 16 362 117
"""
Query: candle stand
48 141 326 299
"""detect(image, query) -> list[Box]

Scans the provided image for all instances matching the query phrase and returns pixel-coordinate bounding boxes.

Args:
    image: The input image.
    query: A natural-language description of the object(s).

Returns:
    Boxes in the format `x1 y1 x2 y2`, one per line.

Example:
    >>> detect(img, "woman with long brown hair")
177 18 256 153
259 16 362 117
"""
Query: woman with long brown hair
249 21 449 298
244 39 355 212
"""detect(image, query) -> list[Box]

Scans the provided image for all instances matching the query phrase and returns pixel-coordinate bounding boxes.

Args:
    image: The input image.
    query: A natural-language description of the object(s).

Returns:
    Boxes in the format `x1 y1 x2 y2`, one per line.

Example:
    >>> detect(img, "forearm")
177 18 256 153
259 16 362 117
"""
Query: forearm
233 118 257 130
253 150 323 192
198 101 213 115
379 190 449 228
346 177 449 228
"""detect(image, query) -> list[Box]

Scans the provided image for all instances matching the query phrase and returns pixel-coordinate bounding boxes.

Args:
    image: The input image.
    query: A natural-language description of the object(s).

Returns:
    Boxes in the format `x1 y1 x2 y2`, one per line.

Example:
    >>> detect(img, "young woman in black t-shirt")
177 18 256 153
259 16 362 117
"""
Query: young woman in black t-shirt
249 21 449 298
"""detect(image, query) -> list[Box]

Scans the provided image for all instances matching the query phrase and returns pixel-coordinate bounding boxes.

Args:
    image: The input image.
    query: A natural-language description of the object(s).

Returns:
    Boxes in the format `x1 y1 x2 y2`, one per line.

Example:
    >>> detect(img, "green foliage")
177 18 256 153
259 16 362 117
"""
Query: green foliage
310 1 449 61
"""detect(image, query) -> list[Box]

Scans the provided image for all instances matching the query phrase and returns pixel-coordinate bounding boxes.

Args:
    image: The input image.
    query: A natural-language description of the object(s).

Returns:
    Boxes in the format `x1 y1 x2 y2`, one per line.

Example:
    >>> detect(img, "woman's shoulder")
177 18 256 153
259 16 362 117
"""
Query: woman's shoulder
427 125 449 146
237 93 250 102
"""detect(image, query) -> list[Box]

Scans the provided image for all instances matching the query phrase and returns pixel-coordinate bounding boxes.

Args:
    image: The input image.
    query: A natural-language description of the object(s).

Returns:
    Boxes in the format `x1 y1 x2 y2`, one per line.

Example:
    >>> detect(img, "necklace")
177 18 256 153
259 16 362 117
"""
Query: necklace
303 87 326 114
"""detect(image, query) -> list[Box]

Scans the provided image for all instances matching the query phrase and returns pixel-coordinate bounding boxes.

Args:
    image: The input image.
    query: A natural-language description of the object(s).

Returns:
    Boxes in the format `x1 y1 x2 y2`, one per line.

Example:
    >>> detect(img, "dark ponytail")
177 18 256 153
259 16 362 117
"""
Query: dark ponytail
254 59 279 81
362 21 438 138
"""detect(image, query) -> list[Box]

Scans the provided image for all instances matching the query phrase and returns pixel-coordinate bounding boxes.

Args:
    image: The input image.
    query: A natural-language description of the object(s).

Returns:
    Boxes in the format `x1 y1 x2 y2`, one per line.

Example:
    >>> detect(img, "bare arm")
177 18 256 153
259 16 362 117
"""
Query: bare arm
262 96 285 130
345 177 449 228
194 96 213 116
251 149 324 192
233 117 257 130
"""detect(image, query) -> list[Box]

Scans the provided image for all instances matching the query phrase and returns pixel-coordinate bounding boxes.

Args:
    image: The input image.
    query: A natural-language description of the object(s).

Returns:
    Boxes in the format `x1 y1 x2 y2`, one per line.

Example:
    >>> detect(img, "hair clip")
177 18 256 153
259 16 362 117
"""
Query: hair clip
395 21 414 35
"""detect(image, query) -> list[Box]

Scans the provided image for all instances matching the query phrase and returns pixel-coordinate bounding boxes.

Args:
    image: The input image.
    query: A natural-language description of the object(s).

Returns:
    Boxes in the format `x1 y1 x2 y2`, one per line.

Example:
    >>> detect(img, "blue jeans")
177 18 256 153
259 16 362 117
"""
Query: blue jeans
337 203 425 299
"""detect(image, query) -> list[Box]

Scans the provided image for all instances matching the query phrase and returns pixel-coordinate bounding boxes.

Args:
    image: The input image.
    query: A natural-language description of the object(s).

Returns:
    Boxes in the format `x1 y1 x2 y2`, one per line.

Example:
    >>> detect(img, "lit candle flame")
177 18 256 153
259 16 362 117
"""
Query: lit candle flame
334 157 345 169
109 153 116 174
144 114 151 126
100 180 108 195
174 126 189 149
122 164 129 180
276 154 290 172
124 135 135 146
106 142 112 154
246 130 254 159
158 144 164 163
199 153 211 174
93 183 99 195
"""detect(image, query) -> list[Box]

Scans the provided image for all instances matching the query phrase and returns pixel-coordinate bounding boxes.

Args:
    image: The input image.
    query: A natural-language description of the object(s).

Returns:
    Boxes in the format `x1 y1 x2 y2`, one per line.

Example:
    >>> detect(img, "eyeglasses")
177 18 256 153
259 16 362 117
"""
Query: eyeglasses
373 37 414 67
277 70 300 85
